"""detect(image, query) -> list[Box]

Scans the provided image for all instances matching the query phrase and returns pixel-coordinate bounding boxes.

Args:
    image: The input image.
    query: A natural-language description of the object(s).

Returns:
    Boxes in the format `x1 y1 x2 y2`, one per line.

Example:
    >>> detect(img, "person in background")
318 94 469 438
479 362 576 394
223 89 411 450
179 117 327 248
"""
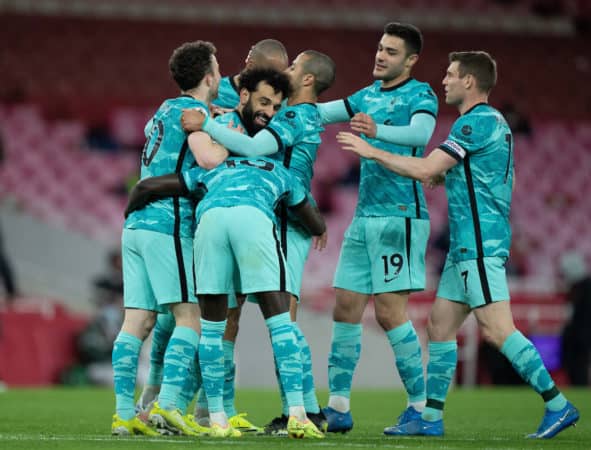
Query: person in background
559 251 591 386
0 132 19 304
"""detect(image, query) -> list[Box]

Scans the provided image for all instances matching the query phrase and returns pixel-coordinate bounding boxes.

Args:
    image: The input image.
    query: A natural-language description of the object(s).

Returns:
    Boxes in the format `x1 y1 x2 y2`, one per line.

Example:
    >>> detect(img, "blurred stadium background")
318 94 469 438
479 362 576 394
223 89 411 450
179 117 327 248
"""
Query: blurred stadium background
0 0 589 389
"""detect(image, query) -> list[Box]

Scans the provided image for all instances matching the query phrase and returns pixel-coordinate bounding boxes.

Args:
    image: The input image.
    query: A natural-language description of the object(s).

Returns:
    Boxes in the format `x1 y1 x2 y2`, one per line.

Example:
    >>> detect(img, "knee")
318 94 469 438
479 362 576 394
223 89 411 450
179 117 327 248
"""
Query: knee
375 305 407 331
224 311 240 341
142 313 157 337
333 302 360 323
172 304 201 330
480 326 514 350
123 311 156 340
426 316 452 342
333 293 364 323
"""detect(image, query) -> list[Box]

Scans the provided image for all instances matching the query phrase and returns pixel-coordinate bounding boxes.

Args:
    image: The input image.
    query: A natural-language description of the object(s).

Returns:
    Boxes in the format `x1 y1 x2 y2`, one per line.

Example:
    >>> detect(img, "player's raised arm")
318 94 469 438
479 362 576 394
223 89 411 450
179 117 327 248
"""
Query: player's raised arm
182 108 279 157
125 174 188 218
316 99 352 125
350 111 436 147
337 131 457 183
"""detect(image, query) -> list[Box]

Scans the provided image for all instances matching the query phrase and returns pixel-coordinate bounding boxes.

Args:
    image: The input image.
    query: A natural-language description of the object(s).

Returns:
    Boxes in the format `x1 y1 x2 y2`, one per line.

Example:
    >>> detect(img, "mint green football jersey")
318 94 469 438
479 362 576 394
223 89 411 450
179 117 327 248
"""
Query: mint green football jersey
182 157 307 226
438 103 513 262
213 75 240 109
346 78 438 219
124 96 208 238
266 103 324 193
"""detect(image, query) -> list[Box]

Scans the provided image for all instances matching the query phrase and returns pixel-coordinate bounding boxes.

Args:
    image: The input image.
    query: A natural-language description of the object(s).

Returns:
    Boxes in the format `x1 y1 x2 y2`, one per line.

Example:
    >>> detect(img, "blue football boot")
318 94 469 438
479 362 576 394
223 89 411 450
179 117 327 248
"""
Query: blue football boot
527 402 579 439
322 406 353 433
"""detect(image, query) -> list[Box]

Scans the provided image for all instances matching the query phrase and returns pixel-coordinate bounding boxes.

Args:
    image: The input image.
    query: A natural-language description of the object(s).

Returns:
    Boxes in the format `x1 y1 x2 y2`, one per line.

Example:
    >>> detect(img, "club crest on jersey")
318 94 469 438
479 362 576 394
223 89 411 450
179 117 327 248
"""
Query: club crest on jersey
461 125 472 135
389 97 403 107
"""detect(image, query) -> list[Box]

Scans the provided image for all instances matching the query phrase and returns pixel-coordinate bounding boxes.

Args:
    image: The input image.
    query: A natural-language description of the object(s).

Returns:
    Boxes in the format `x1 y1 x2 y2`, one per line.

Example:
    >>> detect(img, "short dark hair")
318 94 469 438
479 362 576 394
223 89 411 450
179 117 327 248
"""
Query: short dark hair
301 50 336 96
238 68 291 99
252 39 288 61
383 22 423 55
169 41 216 91
449 51 497 94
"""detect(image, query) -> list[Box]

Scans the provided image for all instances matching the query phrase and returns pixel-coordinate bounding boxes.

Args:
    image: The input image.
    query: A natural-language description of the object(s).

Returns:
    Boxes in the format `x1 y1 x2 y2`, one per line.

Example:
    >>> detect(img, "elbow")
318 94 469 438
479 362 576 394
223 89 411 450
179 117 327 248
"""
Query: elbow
414 158 444 184
134 179 150 194
196 156 222 170
197 160 218 170
417 174 431 184
415 166 436 184
415 135 431 148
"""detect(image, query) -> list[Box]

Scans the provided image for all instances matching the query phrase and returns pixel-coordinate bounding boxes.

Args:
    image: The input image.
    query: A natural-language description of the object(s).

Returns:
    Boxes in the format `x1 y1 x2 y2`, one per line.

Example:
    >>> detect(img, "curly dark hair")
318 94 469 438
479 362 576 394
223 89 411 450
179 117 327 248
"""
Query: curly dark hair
169 40 216 91
238 68 291 99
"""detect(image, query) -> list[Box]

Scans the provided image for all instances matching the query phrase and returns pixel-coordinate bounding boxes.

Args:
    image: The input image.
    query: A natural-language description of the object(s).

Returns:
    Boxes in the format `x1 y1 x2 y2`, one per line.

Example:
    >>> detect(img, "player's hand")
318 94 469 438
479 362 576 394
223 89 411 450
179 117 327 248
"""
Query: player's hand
337 131 376 159
350 112 377 138
210 105 233 118
181 108 207 132
312 231 328 251
227 120 245 134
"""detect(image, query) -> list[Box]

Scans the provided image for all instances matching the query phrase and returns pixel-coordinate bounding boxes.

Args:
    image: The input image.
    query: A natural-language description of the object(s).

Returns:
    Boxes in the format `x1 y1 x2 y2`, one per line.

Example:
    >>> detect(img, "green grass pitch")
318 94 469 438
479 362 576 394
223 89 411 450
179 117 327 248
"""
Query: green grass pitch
0 387 588 449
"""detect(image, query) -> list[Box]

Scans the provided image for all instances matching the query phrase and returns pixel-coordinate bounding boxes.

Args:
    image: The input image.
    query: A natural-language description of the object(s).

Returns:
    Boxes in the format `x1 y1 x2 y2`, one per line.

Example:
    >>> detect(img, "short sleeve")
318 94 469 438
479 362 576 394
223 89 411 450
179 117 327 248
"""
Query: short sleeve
285 175 307 208
410 86 438 119
267 106 305 151
439 114 495 160
346 85 371 116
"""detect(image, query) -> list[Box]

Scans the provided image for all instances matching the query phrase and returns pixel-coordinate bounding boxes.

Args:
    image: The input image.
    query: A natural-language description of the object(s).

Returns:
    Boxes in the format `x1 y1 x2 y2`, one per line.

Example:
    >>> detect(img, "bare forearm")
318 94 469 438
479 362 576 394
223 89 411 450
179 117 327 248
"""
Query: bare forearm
189 131 229 169
291 202 326 236
368 147 431 182
125 174 186 217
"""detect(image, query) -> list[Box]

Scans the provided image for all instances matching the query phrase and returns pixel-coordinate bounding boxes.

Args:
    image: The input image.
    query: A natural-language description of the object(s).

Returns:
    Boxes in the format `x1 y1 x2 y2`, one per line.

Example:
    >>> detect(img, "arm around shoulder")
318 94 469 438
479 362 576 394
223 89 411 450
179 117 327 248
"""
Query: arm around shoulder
188 131 228 169
203 119 279 157
125 174 187 218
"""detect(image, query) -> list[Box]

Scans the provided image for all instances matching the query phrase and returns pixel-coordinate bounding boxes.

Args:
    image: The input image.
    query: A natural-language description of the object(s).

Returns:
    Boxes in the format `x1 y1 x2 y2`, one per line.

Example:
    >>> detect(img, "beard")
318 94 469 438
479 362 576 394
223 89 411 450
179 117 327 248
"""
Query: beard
241 101 270 136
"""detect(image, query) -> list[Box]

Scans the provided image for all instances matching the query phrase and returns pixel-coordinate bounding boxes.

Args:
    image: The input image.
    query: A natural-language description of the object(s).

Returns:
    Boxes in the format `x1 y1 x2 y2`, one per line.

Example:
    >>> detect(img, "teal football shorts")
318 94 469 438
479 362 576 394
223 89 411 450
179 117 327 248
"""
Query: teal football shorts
436 255 510 308
333 216 429 294
122 228 197 312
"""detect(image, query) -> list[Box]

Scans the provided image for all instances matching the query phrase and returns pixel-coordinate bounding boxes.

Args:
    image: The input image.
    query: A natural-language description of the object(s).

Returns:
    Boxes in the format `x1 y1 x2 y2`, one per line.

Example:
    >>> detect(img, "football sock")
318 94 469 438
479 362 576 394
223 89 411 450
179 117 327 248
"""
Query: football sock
327 395 349 413
274 354 289 417
199 319 226 413
222 340 238 418
266 313 304 409
177 347 200 414
210 411 228 427
501 330 567 411
386 320 426 404
158 326 199 411
196 388 208 415
146 312 175 386
328 321 362 406
113 331 142 420
423 341 457 422
293 322 320 414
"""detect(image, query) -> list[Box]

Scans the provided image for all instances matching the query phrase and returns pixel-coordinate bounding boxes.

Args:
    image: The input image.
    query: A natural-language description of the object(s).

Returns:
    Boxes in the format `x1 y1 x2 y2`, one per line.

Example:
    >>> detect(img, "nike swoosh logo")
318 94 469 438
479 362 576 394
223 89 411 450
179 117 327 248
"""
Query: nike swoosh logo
538 409 577 438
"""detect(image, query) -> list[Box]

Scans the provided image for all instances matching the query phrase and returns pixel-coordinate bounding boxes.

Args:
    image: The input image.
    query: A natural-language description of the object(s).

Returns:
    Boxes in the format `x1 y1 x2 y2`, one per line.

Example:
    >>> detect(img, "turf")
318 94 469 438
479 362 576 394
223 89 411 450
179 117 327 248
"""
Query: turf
0 387 588 449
